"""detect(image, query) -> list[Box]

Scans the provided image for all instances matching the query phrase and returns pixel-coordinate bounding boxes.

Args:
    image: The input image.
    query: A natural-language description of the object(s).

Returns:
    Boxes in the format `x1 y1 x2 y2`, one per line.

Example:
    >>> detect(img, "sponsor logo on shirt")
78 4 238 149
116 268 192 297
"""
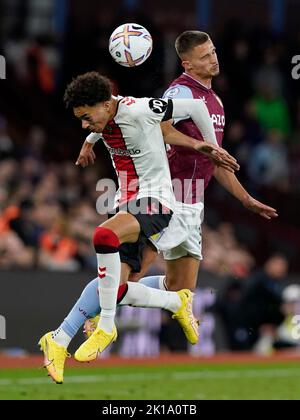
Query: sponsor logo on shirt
107 146 141 156
211 114 225 126
149 99 168 114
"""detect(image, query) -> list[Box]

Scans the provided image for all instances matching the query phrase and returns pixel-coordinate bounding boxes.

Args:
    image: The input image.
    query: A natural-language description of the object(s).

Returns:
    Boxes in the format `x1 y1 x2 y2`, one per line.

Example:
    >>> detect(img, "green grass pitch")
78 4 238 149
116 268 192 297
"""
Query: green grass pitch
0 363 300 400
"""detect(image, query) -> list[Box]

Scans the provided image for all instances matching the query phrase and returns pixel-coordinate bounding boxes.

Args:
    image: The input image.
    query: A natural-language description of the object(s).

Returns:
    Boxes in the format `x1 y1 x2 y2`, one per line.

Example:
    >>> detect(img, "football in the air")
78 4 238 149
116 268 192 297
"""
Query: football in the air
109 23 153 67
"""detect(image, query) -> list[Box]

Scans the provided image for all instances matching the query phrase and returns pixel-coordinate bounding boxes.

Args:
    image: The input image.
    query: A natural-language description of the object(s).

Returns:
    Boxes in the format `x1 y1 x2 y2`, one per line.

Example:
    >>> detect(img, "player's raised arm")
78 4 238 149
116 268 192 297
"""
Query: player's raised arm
160 121 240 173
132 97 217 147
75 132 100 167
170 98 218 145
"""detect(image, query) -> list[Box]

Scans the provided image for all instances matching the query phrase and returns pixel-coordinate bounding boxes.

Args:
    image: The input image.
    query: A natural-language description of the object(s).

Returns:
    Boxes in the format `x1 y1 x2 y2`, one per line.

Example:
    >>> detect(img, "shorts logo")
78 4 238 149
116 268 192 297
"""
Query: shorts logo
149 99 168 114
150 230 166 242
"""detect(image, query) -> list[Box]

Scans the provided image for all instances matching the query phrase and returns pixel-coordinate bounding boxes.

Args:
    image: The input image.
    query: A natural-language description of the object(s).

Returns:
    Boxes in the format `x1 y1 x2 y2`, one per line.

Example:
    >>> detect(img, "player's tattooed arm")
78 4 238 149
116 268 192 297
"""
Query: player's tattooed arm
161 121 240 173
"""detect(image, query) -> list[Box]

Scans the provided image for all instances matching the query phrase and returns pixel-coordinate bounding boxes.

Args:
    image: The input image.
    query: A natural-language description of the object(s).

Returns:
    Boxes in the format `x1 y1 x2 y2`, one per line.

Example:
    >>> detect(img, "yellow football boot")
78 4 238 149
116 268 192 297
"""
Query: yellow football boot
38 332 70 384
172 289 199 345
75 325 117 362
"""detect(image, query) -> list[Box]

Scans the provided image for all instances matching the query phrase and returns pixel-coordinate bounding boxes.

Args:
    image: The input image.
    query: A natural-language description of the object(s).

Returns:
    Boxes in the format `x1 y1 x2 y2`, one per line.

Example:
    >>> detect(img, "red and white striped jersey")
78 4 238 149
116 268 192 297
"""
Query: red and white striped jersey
87 95 217 211
100 96 175 210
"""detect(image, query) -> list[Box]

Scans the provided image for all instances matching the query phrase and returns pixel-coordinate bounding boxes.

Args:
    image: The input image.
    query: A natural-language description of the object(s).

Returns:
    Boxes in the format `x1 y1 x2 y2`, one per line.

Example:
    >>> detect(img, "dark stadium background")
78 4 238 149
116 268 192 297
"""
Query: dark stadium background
0 0 300 356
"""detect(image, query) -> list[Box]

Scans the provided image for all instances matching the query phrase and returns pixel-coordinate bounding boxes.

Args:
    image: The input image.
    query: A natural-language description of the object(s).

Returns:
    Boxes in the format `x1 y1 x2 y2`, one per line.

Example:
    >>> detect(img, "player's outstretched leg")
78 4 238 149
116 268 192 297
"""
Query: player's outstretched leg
38 332 71 384
118 284 200 345
73 284 128 362
83 284 199 347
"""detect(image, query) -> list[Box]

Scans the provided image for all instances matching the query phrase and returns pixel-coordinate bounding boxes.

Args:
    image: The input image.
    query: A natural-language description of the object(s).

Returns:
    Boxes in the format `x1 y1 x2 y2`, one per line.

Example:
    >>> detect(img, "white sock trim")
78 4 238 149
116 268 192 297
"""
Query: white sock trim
159 275 168 290
52 328 71 348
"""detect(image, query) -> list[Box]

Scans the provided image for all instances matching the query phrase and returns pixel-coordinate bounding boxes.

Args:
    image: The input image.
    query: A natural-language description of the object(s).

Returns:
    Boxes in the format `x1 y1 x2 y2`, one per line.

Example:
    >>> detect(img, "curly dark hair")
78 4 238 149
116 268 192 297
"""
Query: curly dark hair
63 72 112 108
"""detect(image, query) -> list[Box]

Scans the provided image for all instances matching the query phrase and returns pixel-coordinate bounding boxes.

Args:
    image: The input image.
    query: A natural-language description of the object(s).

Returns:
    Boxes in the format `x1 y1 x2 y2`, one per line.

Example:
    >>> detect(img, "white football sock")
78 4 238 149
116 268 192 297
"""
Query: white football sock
52 328 71 348
139 275 168 290
119 281 181 313
97 252 121 333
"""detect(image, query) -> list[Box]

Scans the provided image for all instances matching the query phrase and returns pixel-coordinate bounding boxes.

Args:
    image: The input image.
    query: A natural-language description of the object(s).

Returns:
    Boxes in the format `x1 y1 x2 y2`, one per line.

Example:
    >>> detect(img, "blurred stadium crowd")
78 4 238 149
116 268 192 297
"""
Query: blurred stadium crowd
0 1 300 353
1 1 299 269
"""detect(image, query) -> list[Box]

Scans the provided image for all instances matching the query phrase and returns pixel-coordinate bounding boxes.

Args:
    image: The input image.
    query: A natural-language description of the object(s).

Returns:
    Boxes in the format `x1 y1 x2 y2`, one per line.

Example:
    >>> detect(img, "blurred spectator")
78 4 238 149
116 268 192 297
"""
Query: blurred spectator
39 217 79 271
213 253 289 352
19 125 46 160
68 201 101 269
254 46 284 98
26 39 55 94
274 284 300 350
251 73 291 137
223 120 247 158
289 100 300 191
202 223 254 278
0 230 34 268
226 38 253 105
9 199 44 248
247 129 289 190
213 279 244 350
242 101 264 146
239 253 288 353
0 116 14 159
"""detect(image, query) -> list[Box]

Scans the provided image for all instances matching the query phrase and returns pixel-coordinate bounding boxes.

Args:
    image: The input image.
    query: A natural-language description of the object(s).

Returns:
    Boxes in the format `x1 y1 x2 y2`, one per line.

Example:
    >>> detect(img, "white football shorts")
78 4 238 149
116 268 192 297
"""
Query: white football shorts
149 201 203 260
